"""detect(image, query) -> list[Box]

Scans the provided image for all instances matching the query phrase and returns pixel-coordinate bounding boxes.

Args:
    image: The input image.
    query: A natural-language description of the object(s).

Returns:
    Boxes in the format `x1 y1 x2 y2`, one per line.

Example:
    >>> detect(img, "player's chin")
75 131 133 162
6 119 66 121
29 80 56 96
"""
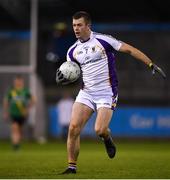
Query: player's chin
75 34 80 38
75 35 80 39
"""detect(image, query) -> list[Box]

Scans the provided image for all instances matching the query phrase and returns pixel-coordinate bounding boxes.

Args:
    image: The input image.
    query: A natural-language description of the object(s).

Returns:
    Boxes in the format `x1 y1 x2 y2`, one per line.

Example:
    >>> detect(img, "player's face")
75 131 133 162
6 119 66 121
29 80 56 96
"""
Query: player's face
14 78 24 89
72 17 90 41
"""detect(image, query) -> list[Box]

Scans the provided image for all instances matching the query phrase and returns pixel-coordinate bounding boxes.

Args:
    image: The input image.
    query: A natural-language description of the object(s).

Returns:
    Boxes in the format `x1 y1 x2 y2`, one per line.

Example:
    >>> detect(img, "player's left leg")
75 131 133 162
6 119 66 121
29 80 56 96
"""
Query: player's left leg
94 107 116 158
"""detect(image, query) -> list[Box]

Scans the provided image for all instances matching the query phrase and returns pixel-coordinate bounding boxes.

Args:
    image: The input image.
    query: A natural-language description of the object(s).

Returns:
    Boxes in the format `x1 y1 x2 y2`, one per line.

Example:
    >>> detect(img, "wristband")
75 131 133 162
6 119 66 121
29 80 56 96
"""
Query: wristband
149 62 153 68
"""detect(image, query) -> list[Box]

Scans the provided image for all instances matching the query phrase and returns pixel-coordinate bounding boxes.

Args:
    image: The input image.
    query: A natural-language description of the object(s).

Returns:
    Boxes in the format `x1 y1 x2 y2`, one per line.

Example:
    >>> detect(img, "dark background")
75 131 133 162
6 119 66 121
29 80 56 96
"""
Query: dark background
0 0 170 106
1 0 170 29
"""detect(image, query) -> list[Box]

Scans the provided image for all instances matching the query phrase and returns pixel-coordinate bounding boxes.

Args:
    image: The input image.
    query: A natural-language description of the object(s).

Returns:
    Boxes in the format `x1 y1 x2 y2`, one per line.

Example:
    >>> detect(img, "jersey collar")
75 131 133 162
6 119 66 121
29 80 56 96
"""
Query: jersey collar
79 31 93 44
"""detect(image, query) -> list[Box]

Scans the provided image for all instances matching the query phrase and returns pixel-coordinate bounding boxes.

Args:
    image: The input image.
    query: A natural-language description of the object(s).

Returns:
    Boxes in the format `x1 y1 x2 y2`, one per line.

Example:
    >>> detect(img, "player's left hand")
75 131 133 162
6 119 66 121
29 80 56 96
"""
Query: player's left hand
149 63 166 79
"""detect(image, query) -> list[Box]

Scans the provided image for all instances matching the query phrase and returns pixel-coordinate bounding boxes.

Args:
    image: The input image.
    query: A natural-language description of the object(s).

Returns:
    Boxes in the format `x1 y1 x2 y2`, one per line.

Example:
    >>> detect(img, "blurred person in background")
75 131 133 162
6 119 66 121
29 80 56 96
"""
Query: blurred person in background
56 11 166 174
57 91 74 141
3 75 35 151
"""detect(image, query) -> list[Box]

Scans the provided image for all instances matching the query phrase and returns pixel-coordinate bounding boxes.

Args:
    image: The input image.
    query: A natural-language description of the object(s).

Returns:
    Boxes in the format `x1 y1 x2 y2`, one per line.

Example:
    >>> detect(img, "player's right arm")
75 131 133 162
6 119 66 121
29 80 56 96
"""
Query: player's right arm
3 96 10 120
56 43 77 84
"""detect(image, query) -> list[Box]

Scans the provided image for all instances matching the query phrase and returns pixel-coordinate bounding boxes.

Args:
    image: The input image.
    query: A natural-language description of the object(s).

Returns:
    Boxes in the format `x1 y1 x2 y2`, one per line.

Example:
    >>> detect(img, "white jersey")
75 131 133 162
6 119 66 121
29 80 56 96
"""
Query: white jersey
66 31 122 96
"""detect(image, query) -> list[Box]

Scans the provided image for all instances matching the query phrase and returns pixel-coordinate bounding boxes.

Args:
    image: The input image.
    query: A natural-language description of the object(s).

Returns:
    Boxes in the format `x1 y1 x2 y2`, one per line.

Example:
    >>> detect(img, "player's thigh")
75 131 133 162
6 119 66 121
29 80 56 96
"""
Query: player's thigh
11 121 21 133
70 102 93 131
95 107 113 131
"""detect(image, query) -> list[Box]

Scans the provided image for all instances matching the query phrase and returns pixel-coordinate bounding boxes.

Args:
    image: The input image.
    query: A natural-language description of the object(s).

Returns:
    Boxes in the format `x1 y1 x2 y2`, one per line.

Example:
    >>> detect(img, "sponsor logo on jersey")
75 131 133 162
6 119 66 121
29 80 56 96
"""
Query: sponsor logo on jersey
77 51 83 55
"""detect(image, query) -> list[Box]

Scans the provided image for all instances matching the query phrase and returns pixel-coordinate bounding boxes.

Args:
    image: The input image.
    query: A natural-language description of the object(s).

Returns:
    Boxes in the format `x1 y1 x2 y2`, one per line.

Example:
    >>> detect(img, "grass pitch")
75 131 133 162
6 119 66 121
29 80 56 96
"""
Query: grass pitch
0 140 170 179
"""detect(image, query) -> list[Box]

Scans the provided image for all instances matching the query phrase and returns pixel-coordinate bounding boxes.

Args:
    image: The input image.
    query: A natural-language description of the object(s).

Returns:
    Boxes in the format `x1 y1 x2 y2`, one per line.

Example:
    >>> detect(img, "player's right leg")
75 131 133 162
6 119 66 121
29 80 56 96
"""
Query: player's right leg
61 102 93 174
11 122 22 151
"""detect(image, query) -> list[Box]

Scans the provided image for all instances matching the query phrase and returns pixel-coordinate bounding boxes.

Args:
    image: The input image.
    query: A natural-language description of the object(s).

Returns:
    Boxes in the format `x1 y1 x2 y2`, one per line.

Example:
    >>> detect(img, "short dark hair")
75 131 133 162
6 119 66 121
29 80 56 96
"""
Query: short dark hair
14 74 23 80
72 11 91 25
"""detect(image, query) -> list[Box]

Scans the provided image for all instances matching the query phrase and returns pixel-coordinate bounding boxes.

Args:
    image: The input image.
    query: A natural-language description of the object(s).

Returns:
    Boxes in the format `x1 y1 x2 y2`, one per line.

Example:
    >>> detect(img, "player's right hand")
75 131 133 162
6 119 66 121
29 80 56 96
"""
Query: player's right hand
149 63 166 79
3 111 9 121
56 69 71 85
56 69 64 84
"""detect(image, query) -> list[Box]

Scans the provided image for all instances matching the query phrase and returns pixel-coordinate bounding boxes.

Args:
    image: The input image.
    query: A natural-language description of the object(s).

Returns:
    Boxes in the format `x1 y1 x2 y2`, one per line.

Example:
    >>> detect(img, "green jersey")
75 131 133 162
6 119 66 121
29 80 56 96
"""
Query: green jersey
5 88 32 118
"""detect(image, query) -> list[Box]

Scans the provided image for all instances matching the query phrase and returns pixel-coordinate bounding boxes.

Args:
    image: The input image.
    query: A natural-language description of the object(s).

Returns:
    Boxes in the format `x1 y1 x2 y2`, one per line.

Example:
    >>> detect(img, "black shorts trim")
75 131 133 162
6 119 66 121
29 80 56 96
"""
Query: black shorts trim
11 116 26 126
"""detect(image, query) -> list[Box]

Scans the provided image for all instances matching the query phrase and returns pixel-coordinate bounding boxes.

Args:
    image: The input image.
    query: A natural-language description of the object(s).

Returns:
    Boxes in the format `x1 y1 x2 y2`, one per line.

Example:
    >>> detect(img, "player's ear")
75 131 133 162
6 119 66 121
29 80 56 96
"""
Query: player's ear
87 23 91 28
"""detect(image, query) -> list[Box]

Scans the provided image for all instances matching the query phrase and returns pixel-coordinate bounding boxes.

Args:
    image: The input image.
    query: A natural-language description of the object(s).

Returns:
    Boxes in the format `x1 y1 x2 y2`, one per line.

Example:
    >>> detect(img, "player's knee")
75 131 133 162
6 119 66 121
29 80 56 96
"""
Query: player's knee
95 126 106 136
69 124 81 137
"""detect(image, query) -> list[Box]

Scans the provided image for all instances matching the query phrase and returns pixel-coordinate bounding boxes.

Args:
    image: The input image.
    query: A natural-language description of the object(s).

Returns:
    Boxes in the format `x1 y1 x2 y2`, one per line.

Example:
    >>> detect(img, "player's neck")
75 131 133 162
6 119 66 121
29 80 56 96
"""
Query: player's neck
15 86 23 90
80 30 91 43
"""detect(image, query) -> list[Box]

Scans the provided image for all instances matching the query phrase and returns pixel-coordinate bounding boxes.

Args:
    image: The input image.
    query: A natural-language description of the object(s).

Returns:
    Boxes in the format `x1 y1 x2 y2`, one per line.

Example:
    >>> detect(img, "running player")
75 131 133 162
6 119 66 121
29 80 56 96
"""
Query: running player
56 11 166 174
3 75 35 151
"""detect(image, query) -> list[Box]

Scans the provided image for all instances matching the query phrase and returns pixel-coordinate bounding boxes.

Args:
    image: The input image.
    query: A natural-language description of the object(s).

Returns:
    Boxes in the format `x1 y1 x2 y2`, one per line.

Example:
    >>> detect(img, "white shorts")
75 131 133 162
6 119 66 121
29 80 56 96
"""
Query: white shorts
75 89 118 111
